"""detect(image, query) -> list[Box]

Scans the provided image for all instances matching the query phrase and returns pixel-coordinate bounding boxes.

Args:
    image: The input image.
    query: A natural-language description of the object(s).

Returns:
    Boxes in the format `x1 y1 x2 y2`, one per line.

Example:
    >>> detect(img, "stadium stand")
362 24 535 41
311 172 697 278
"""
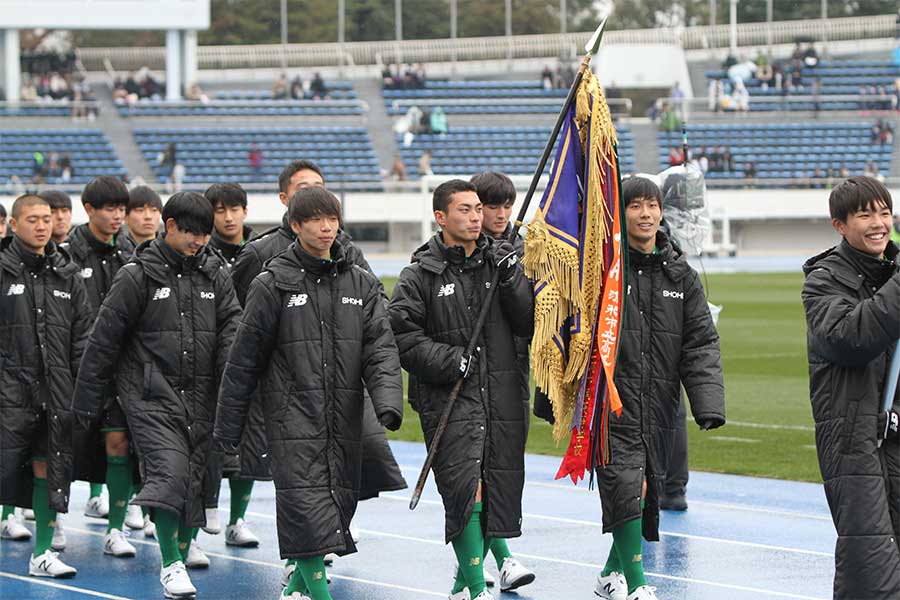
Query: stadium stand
384 80 568 115
0 129 126 185
657 122 894 185
397 125 637 179
132 127 381 185
705 59 900 111
213 80 358 101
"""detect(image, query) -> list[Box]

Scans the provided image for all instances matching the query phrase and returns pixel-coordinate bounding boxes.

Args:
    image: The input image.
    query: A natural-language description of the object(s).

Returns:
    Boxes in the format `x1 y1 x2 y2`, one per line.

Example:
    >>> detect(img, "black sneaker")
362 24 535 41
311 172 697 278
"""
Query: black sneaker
659 493 688 511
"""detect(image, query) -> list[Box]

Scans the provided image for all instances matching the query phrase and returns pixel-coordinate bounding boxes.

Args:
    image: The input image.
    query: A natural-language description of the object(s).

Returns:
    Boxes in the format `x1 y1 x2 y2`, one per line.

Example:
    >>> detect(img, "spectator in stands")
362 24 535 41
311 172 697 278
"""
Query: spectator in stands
670 82 684 118
429 107 448 136
389 155 407 181
744 162 757 179
248 143 265 182
839 167 851 178
541 66 554 90
273 73 289 100
186 82 209 104
382 66 394 89
803 45 820 69
727 60 756 87
872 119 895 145
659 102 680 133
157 143 178 192
21 77 37 102
59 153 73 183
124 72 141 98
310 72 329 100
418 150 434 177
668 146 684 166
893 41 900 66
46 152 61 181
732 80 750 112
722 53 737 70
290 75 304 100
864 160 886 183
413 63 427 88
708 79 723 112
31 151 46 184
721 146 735 172
810 168 827 188
695 147 709 174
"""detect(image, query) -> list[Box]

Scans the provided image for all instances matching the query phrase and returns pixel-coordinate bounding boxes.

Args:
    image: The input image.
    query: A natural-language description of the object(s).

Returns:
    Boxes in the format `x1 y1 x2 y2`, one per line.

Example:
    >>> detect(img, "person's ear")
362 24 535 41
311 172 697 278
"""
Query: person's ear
831 218 846 237
434 210 447 229
290 220 302 237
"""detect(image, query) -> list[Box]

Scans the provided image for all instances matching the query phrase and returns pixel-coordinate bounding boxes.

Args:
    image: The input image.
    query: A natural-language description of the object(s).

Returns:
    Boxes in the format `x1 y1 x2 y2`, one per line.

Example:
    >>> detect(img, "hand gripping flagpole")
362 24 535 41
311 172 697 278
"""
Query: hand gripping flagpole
409 18 609 510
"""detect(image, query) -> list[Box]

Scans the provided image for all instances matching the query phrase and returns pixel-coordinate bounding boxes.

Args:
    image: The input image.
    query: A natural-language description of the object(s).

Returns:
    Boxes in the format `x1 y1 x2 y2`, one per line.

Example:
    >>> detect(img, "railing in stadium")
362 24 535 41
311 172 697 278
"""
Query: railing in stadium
74 14 898 71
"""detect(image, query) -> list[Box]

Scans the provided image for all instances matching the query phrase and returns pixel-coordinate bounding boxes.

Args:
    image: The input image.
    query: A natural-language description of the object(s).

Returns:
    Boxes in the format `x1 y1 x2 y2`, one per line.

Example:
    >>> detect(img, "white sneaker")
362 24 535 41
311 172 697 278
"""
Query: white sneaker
84 495 109 519
498 557 534 591
185 544 209 569
29 550 77 578
483 567 495 587
281 561 295 588
225 518 259 547
202 508 221 534
472 591 493 600
160 561 196 598
595 571 628 600
626 586 659 600
349 520 360 543
143 514 157 539
21 508 35 521
125 504 143 530
1 516 32 540
51 516 66 551
323 553 337 566
281 593 311 600
448 590 471 600
103 529 137 557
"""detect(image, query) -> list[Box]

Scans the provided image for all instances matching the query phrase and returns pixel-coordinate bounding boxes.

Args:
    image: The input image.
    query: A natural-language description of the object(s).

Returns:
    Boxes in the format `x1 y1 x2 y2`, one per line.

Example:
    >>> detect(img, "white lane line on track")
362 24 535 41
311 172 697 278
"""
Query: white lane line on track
727 420 815 432
0 571 132 600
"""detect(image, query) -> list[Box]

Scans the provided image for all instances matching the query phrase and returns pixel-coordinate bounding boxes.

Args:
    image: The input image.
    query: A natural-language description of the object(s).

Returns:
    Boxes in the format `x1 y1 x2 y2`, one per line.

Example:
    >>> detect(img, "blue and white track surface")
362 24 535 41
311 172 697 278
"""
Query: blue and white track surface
0 441 834 600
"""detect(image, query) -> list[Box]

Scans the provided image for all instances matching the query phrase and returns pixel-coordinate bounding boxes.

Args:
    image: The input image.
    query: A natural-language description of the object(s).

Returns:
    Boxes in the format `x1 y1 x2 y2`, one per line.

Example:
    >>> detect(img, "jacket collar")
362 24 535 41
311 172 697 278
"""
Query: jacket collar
628 231 691 280
0 235 78 278
412 232 490 274
135 238 218 284
836 238 898 288
266 239 349 290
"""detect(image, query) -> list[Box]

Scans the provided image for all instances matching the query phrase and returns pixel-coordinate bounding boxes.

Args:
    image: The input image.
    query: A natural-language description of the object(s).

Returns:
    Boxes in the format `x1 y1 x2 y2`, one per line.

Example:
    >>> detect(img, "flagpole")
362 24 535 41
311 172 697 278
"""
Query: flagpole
409 18 609 511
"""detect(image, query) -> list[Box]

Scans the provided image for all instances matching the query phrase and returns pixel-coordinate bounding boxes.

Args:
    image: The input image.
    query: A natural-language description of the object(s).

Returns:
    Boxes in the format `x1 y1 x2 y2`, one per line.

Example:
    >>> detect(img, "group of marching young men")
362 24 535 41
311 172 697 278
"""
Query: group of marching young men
0 157 725 600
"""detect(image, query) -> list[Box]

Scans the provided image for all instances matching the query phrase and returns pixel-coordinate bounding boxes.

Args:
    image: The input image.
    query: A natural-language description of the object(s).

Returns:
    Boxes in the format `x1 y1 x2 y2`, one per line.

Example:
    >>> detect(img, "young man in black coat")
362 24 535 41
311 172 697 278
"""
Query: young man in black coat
206 182 255 267
468 171 535 592
124 186 163 248
803 177 900 600
73 192 241 598
389 179 534 600
38 189 73 245
214 187 403 600
0 194 92 578
63 176 136 553
594 177 724 600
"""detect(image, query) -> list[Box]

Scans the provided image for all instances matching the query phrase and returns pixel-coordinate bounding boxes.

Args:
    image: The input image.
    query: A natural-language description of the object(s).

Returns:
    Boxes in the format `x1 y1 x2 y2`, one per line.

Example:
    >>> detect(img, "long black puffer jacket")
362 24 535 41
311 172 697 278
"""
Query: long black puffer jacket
64 223 136 484
0 237 92 512
230 214 407 498
215 241 403 559
389 233 534 543
597 232 724 541
803 240 900 599
72 239 240 526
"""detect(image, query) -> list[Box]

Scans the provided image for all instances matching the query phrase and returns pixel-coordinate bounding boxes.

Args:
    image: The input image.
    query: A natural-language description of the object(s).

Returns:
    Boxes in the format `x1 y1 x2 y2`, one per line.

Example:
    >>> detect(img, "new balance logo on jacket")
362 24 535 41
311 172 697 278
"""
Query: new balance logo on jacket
6 284 24 296
152 288 171 301
437 283 455 297
287 294 308 308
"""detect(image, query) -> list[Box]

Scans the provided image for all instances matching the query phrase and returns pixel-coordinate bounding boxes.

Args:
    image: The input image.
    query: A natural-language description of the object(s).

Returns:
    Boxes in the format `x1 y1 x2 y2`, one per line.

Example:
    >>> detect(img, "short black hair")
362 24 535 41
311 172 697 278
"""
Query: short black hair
470 171 516 206
433 179 477 213
81 176 130 208
205 182 247 209
11 194 49 220
127 186 163 214
39 189 72 211
288 187 341 225
278 160 324 193
162 191 214 235
0 203 6 219
622 176 662 205
829 176 893 222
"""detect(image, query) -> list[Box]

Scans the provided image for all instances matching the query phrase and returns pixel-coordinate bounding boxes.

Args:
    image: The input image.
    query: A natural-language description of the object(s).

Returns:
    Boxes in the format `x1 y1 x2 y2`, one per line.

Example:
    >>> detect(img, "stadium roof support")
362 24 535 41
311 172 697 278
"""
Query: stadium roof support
2 29 20 103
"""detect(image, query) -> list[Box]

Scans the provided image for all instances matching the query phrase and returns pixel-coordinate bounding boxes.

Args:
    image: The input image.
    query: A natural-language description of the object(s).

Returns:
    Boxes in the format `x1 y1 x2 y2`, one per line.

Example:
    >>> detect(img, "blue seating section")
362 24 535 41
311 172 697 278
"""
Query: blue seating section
133 127 381 185
398 126 636 179
0 104 76 117
657 122 893 185
117 101 363 117
385 80 567 115
214 81 357 101
705 60 900 111
0 129 125 184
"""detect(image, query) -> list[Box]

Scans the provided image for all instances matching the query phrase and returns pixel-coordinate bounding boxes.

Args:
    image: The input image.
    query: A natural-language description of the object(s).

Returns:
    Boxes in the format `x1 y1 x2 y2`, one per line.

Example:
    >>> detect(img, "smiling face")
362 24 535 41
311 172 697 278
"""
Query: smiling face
625 195 662 254
290 214 339 259
832 200 893 257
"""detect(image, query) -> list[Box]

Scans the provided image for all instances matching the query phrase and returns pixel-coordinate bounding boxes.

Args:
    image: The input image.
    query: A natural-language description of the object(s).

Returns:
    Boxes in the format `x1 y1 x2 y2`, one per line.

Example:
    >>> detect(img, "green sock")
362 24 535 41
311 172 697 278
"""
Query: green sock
1 506 13 520
601 542 622 577
178 526 197 561
106 455 132 533
296 556 332 600
31 478 56 557
489 537 513 569
89 483 104 498
613 515 648 594
228 478 254 525
155 509 182 567
284 559 307 596
450 501 486 596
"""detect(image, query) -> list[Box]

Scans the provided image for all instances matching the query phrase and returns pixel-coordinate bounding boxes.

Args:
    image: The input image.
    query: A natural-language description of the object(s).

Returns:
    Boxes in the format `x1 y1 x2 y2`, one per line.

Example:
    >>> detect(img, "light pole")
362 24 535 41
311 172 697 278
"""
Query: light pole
450 0 457 76
729 0 738 57
395 0 403 66
280 0 288 71
338 0 345 77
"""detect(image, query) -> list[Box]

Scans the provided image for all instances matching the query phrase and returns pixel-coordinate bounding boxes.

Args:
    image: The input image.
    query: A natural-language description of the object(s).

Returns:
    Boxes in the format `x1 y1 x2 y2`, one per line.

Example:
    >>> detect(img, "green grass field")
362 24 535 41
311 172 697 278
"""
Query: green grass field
383 272 821 483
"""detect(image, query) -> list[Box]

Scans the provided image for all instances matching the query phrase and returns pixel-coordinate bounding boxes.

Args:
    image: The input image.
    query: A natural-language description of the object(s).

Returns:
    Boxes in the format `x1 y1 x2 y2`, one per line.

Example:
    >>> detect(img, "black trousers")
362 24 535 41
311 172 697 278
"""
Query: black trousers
663 392 689 497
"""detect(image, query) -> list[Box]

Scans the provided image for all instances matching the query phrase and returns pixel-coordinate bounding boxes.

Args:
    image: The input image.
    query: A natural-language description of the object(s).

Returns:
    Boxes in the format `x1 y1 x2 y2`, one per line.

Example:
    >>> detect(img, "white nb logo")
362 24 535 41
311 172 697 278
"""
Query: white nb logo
662 290 684 300
152 287 171 301
437 283 455 297
287 294 308 308
341 296 362 306
53 290 71 300
6 284 24 296
80 268 93 279
200 291 215 300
